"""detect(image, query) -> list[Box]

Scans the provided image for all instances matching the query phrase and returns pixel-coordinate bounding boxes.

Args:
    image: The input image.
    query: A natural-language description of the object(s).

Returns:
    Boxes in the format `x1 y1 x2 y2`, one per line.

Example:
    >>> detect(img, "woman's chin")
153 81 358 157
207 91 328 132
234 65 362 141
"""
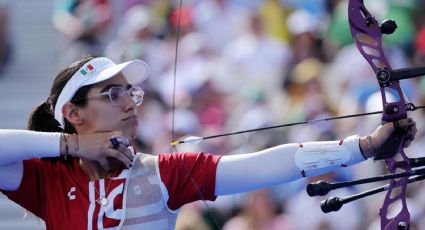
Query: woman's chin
121 124 138 140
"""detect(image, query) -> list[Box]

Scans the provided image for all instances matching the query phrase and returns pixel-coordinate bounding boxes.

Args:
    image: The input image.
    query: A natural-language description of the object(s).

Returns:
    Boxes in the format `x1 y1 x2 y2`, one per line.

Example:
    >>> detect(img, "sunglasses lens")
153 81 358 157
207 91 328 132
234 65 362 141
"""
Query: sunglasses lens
129 87 144 106
107 86 144 106
109 87 125 104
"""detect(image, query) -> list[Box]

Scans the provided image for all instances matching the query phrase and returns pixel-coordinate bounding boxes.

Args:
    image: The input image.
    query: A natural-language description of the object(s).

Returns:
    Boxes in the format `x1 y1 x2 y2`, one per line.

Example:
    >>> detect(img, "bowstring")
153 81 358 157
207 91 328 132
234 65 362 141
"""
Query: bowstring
170 0 221 228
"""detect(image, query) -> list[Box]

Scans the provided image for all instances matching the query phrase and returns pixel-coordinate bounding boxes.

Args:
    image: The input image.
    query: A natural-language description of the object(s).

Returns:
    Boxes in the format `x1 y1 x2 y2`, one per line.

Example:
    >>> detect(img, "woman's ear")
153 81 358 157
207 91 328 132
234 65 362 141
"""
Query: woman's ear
62 102 83 126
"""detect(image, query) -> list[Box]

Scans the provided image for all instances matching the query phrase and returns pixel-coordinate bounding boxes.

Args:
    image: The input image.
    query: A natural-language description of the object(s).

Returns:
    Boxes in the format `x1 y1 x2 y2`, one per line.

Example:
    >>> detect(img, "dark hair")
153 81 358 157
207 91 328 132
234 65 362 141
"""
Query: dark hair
27 56 96 133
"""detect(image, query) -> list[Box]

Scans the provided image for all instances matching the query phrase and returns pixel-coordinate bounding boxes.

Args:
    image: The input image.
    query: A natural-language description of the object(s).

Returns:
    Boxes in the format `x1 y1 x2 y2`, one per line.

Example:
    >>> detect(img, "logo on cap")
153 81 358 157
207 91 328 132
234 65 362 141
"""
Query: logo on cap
80 64 96 76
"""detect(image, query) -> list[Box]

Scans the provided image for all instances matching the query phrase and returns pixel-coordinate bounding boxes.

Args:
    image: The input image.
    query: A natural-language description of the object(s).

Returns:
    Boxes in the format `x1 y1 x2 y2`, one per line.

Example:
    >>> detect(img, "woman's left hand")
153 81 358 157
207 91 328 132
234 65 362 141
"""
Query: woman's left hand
362 118 417 158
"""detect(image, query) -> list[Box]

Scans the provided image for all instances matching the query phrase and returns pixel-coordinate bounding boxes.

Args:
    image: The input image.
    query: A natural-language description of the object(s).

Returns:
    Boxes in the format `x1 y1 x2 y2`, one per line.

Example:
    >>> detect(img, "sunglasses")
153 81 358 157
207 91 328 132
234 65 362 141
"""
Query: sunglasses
80 86 144 106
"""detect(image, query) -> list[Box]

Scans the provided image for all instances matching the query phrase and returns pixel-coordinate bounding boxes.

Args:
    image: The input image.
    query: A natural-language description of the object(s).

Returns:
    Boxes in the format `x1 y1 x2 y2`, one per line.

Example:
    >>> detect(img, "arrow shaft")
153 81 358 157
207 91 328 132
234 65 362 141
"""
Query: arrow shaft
199 110 383 141
175 104 425 144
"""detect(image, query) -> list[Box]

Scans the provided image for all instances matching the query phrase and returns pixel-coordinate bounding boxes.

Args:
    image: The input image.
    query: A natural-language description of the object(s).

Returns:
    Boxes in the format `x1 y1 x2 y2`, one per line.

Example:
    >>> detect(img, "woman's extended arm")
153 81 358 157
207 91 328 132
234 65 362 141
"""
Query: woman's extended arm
215 135 363 195
214 120 416 195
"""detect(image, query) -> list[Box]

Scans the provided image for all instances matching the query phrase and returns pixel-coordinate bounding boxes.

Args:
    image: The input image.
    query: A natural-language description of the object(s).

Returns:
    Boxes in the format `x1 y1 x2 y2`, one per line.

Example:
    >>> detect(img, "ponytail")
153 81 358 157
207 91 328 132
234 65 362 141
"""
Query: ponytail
27 101 63 132
26 56 96 163
27 56 96 134
27 101 70 162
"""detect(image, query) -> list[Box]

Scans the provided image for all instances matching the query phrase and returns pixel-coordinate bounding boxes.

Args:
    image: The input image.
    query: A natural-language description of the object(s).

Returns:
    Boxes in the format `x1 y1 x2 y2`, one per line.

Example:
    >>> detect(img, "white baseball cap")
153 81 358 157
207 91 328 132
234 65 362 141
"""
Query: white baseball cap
54 57 150 128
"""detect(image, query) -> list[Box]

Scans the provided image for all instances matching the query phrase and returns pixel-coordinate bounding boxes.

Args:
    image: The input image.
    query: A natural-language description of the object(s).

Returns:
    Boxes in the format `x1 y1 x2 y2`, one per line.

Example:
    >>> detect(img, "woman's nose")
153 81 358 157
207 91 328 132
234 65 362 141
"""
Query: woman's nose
122 94 137 111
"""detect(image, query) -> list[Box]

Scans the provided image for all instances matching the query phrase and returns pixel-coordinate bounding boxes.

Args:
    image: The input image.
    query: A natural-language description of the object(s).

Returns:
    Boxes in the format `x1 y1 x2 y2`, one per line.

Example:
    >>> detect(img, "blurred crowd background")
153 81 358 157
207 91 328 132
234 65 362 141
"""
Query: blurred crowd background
2 0 425 229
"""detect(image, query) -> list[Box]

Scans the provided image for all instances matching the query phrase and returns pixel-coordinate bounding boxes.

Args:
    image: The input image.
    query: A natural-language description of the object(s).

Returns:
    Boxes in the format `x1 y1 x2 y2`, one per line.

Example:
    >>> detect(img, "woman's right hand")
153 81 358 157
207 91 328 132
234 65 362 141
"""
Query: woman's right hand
61 131 134 171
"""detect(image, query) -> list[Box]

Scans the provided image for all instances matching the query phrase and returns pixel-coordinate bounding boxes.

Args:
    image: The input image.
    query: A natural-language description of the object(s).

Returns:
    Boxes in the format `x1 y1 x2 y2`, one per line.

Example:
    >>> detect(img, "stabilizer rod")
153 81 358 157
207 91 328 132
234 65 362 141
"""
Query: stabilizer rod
307 168 425 197
320 174 425 213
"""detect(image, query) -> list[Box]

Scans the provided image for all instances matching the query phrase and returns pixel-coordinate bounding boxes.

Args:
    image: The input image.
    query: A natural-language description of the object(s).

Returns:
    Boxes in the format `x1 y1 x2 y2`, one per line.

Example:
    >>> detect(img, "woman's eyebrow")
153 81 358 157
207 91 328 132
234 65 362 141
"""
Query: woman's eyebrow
98 84 132 93
99 84 124 93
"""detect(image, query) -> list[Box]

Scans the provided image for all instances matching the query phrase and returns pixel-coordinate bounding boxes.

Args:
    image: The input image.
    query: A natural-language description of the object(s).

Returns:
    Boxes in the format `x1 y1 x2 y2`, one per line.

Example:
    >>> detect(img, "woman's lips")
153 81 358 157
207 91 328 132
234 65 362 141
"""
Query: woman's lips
123 115 137 121
123 115 138 125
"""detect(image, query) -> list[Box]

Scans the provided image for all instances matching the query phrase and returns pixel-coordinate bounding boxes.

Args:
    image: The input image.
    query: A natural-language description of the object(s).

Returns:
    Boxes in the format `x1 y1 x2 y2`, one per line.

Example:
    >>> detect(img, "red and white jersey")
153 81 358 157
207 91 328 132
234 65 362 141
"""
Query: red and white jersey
1 152 220 229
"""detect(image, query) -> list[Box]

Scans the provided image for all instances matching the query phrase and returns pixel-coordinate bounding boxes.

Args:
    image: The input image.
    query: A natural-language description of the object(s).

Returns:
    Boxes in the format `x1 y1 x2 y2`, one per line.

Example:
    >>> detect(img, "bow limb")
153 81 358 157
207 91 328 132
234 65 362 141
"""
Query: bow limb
348 1 411 229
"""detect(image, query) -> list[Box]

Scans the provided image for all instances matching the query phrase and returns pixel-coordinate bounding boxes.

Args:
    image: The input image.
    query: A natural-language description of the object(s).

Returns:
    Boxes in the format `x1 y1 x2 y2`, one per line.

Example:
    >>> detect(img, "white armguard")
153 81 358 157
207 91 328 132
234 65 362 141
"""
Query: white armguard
0 129 61 166
294 135 366 177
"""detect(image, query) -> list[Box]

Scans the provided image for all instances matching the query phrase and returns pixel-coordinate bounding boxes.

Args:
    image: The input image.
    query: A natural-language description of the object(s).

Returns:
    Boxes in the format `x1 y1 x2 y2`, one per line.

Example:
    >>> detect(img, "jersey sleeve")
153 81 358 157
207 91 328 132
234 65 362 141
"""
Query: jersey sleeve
158 152 221 210
0 159 45 219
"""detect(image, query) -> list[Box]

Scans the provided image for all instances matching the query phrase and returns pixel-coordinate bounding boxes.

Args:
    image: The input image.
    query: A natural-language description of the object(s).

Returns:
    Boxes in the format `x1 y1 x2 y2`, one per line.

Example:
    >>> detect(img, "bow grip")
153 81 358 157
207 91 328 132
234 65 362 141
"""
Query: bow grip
374 129 406 161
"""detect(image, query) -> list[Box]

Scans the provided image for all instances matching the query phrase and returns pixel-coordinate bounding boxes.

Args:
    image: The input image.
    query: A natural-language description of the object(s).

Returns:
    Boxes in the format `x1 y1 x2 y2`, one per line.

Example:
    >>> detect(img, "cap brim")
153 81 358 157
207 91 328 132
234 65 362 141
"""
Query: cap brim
82 60 150 87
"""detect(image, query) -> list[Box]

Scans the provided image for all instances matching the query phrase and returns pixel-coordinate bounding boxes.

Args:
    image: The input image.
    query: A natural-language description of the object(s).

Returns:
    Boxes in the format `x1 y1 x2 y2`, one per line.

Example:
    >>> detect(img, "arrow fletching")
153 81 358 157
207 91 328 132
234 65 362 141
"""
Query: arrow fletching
171 136 204 146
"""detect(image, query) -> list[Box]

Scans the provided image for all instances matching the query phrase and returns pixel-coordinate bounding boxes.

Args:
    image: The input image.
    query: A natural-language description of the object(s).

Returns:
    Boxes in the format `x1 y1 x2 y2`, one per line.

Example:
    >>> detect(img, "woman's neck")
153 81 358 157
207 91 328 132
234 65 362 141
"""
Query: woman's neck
79 158 122 181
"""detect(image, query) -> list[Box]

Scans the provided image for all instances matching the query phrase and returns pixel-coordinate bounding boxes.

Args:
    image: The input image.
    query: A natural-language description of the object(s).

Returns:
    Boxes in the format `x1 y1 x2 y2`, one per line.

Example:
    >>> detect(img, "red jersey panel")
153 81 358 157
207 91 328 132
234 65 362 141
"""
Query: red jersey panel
1 152 220 230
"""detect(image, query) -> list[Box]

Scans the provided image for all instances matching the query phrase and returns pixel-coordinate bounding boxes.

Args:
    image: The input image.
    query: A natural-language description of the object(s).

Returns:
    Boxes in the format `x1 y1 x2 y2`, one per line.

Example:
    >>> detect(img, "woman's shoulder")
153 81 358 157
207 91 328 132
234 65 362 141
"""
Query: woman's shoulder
35 157 81 175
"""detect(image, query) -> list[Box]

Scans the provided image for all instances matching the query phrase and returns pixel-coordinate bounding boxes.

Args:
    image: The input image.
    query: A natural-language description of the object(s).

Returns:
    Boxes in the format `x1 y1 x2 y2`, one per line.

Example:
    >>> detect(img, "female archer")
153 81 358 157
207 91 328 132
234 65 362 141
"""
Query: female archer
0 56 416 229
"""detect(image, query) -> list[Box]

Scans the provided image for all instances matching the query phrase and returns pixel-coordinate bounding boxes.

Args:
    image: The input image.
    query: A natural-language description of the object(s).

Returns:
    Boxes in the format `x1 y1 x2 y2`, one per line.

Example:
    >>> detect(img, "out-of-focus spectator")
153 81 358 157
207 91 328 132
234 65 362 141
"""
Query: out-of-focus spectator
122 0 152 11
220 12 291 96
282 0 327 19
415 26 425 65
105 4 173 80
286 9 324 63
258 0 292 44
223 189 297 230
0 0 11 76
105 4 153 62
175 203 212 230
325 0 351 57
52 0 112 65
280 57 335 143
191 0 250 53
